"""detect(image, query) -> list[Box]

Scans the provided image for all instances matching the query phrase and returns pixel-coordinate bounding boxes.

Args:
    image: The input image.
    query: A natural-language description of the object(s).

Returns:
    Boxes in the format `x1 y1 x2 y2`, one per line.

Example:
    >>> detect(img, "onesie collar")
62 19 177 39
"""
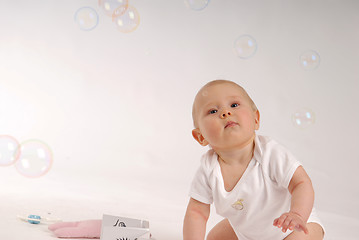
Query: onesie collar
253 134 263 163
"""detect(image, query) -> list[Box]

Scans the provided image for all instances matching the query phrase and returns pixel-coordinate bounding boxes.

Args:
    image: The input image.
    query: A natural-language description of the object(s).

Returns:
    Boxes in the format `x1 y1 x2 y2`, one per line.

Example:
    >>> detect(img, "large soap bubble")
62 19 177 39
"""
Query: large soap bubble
184 0 210 11
112 5 140 33
292 108 316 129
99 0 129 17
300 50 320 70
234 35 257 59
74 7 99 31
14 140 53 178
0 135 20 166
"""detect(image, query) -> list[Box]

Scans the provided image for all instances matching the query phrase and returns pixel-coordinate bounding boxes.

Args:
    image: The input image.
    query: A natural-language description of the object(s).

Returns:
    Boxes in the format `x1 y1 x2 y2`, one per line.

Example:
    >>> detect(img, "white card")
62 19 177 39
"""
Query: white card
100 214 150 240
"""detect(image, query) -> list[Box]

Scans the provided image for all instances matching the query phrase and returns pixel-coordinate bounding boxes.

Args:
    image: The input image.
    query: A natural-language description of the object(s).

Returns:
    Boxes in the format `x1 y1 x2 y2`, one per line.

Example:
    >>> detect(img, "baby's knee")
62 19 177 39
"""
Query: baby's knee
206 232 229 240
206 233 215 240
206 219 237 240
206 229 220 240
284 222 324 240
308 222 324 240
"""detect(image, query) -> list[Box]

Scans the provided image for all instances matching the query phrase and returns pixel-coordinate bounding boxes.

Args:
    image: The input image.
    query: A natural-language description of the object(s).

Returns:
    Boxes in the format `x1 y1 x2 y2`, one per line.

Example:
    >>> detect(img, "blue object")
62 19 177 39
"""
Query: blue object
27 214 41 224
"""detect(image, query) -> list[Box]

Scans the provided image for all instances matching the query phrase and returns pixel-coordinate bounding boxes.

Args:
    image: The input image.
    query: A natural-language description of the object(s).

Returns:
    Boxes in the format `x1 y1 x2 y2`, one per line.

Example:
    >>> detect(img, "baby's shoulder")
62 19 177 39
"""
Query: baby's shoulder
256 135 293 160
255 135 299 172
199 149 218 172
256 135 301 187
257 135 299 166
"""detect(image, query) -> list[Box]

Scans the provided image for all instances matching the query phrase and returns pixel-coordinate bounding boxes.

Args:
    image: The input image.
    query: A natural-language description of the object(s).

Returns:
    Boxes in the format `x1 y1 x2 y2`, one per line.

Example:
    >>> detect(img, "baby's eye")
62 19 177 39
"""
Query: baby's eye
209 109 218 114
231 103 239 108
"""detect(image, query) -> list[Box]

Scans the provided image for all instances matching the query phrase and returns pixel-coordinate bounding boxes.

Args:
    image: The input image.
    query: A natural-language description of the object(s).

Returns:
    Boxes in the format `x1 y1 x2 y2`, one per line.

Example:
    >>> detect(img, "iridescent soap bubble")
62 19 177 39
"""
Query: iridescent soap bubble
99 0 128 17
234 35 257 59
201 90 209 97
113 5 140 33
292 108 315 129
14 140 53 178
0 135 20 166
184 0 210 11
144 48 152 56
74 7 99 31
300 50 320 70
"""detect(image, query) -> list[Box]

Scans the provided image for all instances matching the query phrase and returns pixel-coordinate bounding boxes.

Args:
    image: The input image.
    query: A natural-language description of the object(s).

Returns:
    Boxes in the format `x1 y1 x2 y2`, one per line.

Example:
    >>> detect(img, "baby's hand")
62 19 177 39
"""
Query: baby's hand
273 212 308 234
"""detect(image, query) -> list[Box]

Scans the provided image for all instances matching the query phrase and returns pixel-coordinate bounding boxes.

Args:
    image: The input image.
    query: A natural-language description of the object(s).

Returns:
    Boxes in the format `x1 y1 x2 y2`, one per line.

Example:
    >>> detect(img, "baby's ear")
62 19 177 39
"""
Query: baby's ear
192 129 209 146
254 110 260 130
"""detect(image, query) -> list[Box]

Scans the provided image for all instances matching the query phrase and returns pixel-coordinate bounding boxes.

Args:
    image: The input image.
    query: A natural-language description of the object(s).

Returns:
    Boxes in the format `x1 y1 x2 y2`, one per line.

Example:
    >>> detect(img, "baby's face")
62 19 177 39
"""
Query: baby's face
193 83 259 151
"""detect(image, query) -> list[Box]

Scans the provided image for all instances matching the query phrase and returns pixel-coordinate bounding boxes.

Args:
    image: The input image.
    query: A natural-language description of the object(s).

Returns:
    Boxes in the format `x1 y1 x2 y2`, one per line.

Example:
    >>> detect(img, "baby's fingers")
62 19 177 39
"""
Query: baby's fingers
273 218 279 227
296 223 309 234
274 214 288 228
281 218 293 233
287 221 295 231
287 220 309 235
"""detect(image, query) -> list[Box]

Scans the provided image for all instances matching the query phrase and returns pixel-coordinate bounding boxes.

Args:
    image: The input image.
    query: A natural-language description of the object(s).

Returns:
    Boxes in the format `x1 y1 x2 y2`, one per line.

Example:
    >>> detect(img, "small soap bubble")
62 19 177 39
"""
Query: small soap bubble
234 35 257 59
292 108 315 129
14 140 53 178
0 135 20 166
99 0 128 17
300 50 320 70
184 0 210 11
112 5 140 33
201 90 209 97
74 7 99 31
144 48 152 56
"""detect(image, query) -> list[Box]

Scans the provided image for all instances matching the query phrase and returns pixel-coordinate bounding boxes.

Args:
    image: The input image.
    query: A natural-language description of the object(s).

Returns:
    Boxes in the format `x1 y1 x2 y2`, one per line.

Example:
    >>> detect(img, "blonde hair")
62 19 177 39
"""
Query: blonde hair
192 80 257 128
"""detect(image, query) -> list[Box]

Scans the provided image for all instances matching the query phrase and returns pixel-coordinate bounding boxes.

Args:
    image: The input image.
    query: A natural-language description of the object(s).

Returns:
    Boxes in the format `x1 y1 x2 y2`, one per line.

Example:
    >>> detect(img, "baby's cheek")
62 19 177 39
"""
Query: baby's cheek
206 125 221 141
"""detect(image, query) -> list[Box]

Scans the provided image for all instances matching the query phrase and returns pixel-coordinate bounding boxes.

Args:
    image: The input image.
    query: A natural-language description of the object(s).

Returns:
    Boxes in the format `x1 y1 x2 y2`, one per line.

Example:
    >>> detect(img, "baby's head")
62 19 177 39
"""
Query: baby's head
191 80 259 149
192 80 258 128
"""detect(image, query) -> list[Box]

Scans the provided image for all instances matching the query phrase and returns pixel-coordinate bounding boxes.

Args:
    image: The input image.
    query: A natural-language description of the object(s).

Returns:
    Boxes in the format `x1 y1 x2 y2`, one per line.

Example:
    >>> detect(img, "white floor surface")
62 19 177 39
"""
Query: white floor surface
1 186 358 240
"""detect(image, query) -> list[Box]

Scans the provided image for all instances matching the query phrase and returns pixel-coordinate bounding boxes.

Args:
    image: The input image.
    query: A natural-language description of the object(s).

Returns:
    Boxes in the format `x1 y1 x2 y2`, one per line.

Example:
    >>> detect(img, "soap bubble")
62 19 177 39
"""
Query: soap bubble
300 50 320 70
201 90 209 97
184 0 210 11
144 48 152 56
0 135 20 166
74 7 99 31
112 5 140 33
292 108 315 129
14 140 53 178
99 0 128 17
234 35 257 59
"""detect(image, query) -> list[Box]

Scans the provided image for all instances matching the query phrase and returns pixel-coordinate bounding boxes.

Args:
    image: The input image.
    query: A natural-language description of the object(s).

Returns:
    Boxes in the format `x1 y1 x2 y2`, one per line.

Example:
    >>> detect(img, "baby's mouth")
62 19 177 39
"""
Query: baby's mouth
225 121 239 128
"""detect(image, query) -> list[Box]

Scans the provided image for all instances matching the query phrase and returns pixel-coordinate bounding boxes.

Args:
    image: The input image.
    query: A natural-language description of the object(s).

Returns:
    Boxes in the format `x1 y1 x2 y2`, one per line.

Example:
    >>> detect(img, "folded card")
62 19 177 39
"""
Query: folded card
100 214 150 240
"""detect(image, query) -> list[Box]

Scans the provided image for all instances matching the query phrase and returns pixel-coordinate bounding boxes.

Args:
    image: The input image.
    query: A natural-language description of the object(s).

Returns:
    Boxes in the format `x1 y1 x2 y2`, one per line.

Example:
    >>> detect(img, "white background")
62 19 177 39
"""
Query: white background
1 0 358 239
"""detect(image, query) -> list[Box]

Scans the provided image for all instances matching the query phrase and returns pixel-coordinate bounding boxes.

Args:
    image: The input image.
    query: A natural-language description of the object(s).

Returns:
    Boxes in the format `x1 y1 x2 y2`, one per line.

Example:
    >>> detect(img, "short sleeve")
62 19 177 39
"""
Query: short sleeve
188 153 214 204
267 143 302 188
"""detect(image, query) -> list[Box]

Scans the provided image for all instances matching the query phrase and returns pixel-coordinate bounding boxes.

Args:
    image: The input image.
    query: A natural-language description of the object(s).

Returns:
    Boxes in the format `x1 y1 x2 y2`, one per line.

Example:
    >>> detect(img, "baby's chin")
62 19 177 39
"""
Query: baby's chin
209 143 242 152
211 138 255 151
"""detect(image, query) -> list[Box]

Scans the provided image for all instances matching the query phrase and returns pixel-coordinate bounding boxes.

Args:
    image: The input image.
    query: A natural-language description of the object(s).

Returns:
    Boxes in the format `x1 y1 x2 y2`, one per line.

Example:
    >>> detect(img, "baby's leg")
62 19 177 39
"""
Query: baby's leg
206 219 238 240
283 222 324 240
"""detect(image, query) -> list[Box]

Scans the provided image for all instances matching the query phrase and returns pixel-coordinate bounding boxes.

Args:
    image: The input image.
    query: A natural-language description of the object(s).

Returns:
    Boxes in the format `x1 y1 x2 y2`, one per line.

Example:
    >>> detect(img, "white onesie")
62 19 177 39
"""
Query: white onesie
189 135 323 240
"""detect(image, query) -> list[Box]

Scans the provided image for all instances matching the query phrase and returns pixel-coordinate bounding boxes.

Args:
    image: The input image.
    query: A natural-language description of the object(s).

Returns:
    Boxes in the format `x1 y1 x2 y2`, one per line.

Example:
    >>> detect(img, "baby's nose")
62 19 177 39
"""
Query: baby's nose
220 110 232 118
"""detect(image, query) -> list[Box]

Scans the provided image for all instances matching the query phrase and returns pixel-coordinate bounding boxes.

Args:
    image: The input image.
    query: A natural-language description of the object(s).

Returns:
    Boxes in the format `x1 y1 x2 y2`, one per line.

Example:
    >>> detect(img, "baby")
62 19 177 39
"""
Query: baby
183 80 324 240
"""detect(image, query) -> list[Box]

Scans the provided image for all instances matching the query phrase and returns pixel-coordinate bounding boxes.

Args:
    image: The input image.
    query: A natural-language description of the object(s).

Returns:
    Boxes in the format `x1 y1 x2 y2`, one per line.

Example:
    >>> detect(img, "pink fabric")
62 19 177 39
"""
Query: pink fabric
48 219 102 238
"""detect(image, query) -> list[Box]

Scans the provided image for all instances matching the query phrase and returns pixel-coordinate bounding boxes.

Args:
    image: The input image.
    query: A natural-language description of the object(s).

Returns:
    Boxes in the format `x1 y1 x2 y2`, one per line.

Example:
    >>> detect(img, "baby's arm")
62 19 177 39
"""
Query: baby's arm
273 166 314 234
183 198 210 240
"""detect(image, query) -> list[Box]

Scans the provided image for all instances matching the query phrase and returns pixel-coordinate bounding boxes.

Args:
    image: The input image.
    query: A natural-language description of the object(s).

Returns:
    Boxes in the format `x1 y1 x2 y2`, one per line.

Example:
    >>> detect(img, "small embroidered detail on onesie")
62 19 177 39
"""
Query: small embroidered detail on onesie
232 199 244 210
